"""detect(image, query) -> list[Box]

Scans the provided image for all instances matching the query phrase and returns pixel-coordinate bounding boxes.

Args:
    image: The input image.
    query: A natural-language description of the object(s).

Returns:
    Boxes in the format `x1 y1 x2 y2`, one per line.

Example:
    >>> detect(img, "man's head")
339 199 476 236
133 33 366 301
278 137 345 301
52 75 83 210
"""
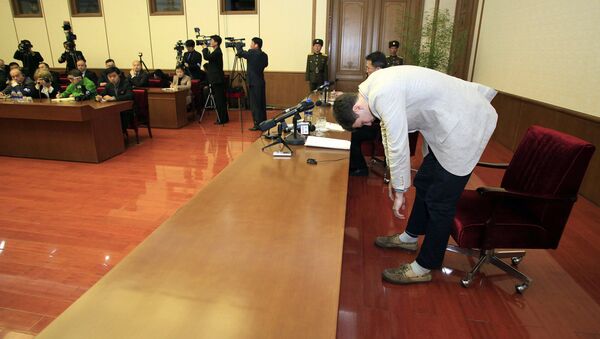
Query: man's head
68 69 83 84
365 51 387 76
38 62 50 71
76 59 87 72
105 67 121 85
210 35 222 48
312 39 323 54
251 37 263 50
9 68 24 83
64 41 76 50
105 59 115 69
0 59 4 68
175 65 185 78
185 39 195 52
132 60 142 73
389 40 400 56
333 93 374 131
9 62 20 70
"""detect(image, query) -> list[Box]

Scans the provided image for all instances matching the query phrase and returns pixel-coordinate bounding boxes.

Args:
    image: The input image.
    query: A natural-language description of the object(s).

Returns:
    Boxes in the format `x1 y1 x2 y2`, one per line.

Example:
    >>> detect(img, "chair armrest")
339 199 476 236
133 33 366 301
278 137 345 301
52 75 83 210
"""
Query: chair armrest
476 162 509 169
476 187 577 203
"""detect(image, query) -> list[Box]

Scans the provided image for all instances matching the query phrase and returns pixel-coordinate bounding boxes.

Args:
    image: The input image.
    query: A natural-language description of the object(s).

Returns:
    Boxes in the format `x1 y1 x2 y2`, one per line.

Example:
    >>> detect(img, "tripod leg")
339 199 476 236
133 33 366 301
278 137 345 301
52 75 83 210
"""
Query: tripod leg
198 90 212 123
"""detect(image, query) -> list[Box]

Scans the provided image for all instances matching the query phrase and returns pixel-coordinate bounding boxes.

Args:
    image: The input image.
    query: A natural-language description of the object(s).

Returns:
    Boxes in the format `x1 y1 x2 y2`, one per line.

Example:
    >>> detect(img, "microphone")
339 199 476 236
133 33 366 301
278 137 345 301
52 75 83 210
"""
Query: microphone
259 100 315 132
313 81 335 92
315 100 323 106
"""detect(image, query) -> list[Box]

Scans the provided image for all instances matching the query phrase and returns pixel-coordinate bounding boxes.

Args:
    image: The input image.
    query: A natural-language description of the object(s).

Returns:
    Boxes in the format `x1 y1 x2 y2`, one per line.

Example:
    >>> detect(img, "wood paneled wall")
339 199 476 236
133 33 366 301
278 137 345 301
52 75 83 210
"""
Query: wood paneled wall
491 92 600 205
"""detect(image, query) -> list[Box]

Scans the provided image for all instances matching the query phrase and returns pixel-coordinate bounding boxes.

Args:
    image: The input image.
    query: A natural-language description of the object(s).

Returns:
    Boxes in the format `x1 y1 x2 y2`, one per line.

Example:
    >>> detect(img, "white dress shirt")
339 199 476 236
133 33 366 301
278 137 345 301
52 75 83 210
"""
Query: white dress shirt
358 66 498 191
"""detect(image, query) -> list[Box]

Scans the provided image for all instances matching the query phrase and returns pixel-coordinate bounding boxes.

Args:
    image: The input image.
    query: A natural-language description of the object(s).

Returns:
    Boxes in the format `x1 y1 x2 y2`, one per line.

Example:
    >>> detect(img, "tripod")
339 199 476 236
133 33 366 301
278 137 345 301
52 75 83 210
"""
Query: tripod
138 53 149 73
229 49 248 99
261 123 293 154
198 84 221 124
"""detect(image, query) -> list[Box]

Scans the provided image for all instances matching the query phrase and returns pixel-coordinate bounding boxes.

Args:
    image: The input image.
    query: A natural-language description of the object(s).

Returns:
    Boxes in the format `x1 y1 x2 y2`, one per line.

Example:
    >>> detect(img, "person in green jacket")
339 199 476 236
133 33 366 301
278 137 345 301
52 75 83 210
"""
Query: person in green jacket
60 69 96 100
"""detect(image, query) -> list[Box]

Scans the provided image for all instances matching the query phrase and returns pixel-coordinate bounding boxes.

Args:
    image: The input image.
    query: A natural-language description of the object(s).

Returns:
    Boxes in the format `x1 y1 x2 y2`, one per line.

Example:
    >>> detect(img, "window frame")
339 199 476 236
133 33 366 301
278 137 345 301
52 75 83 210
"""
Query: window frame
10 0 43 18
69 0 103 17
220 0 258 15
148 0 185 16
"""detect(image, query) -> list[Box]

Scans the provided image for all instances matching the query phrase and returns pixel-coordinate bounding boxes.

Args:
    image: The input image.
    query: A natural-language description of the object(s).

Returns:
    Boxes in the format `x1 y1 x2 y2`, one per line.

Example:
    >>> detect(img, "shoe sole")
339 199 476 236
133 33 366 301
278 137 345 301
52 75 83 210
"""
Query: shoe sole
374 240 418 252
382 273 432 284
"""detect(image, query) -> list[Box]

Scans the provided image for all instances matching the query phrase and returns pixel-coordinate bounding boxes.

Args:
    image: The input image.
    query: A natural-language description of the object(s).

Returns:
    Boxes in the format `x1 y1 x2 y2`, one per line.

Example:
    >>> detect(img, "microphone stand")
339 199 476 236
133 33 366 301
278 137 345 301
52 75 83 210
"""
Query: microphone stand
284 112 306 145
261 123 293 154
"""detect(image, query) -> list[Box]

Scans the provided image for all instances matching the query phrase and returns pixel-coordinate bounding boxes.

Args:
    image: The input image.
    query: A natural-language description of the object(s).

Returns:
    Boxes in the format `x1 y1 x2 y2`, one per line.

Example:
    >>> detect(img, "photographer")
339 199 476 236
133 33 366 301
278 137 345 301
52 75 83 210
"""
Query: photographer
236 37 268 130
183 40 203 80
201 35 229 124
127 60 149 88
0 68 35 97
59 69 96 101
33 69 58 99
13 40 44 79
58 41 85 72
95 67 134 134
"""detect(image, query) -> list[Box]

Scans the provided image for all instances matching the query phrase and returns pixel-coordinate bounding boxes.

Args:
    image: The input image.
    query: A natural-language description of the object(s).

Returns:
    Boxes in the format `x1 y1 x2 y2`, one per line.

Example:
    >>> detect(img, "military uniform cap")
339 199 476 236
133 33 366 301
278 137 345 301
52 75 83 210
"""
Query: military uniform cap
313 39 324 46
389 40 400 48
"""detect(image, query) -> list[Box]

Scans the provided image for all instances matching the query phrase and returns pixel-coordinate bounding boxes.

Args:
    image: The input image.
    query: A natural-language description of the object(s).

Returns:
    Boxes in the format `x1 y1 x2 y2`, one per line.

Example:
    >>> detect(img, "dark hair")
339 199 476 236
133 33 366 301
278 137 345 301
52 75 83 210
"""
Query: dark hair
105 58 115 64
69 69 82 77
175 65 185 71
185 39 195 47
366 51 387 69
252 37 263 49
210 35 222 45
333 93 359 131
105 66 121 76
9 62 20 68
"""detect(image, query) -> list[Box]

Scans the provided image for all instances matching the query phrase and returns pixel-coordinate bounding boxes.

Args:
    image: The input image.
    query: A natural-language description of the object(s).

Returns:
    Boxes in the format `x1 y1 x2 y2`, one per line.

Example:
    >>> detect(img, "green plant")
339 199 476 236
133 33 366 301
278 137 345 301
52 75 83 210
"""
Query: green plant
407 8 456 73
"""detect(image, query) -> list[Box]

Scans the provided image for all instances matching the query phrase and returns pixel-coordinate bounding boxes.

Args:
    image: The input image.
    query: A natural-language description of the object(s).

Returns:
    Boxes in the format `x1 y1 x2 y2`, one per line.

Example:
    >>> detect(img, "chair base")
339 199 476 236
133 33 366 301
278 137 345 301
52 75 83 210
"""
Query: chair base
446 245 532 293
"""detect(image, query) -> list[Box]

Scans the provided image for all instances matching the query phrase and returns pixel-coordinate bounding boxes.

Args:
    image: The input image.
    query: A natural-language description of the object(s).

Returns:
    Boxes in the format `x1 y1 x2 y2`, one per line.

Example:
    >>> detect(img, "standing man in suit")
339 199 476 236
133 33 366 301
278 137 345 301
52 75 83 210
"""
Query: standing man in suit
183 40 203 80
96 67 134 134
305 38 328 91
333 66 497 284
236 37 269 131
386 40 404 67
127 60 149 88
13 40 44 79
202 35 229 124
76 59 98 85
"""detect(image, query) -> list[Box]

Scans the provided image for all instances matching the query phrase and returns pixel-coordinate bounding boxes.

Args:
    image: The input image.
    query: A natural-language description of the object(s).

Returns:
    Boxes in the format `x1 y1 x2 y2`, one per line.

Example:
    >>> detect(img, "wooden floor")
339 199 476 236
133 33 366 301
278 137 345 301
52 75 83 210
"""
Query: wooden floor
0 115 599 338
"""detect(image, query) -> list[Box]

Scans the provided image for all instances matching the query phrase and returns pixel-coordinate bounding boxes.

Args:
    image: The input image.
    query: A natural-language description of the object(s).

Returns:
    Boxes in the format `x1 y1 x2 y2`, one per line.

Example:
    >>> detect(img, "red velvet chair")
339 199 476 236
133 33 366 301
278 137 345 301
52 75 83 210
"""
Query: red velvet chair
130 89 152 144
226 90 245 131
148 78 163 88
190 80 203 119
447 125 595 293
362 126 419 183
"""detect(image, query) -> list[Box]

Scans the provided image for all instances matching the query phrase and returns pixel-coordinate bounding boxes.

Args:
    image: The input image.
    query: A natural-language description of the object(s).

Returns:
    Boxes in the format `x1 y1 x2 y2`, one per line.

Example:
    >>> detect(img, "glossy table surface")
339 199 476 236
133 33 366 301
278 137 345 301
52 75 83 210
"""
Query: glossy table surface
36 109 350 338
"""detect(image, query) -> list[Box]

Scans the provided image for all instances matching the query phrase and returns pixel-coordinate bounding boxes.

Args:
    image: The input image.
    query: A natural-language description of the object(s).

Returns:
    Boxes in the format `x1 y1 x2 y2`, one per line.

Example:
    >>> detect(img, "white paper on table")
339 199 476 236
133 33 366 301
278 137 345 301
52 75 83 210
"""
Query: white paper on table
305 136 351 150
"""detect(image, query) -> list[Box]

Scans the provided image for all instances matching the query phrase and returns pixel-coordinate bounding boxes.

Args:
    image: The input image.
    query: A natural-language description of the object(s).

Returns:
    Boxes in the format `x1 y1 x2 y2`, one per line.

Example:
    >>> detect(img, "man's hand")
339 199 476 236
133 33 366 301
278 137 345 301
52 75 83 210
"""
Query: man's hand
388 183 407 219
129 70 136 77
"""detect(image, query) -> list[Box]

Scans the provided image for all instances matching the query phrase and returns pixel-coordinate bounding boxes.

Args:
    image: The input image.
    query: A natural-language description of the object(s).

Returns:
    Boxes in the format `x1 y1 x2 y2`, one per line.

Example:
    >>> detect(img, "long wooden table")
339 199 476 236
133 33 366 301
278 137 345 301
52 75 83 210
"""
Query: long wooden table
146 88 190 128
36 107 350 339
0 99 132 163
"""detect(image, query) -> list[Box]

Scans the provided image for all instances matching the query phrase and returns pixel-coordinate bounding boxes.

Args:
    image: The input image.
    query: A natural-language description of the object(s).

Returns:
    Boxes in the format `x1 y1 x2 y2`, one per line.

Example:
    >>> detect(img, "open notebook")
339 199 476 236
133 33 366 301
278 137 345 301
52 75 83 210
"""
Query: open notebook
305 136 351 150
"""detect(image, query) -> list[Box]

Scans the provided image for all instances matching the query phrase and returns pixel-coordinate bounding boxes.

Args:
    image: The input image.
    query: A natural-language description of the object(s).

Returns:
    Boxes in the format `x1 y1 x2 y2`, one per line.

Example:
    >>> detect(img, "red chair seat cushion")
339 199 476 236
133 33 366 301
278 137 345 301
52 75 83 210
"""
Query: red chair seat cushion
452 190 548 249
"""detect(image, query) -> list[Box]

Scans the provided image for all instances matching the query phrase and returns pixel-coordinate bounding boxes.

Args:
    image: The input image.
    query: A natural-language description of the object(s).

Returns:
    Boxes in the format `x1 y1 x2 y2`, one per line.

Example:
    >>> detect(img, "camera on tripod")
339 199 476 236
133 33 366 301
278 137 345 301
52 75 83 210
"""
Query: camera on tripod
174 40 185 53
62 21 77 45
225 37 245 49
17 40 32 53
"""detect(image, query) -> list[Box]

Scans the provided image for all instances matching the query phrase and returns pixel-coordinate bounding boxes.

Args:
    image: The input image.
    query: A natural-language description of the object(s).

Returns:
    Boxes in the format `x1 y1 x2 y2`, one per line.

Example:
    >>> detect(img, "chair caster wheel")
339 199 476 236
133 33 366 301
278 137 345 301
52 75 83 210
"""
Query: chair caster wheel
511 256 524 266
515 283 529 294
461 277 473 288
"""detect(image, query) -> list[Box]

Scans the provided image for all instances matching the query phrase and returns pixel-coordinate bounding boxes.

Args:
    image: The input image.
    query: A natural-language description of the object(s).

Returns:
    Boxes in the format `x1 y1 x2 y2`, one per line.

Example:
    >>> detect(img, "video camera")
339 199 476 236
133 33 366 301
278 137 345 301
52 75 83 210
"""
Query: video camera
17 40 32 53
62 21 77 44
225 37 245 49
174 40 185 53
193 28 211 46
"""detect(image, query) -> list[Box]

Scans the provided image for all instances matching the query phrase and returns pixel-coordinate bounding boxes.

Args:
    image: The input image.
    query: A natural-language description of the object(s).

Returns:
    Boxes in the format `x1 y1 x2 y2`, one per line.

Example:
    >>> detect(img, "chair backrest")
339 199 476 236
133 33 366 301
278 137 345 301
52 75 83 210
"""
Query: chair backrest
132 88 149 121
148 78 163 88
501 125 595 247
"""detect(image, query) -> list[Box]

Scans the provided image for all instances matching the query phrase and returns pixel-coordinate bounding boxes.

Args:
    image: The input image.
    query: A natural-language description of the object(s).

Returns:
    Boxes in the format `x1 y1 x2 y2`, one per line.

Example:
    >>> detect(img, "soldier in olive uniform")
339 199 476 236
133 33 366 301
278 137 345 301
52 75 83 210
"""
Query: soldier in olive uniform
386 40 404 67
306 39 328 91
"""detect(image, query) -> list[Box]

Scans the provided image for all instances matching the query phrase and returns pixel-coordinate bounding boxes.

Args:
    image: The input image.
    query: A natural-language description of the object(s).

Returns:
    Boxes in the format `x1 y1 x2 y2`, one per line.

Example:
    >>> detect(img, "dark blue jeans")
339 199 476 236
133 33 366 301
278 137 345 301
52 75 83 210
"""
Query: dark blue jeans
405 151 471 269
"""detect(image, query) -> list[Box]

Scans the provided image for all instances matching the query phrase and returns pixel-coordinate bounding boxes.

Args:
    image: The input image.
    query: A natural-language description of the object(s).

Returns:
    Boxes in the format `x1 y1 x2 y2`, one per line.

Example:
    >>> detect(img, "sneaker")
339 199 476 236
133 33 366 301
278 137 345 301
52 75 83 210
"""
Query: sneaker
374 233 418 251
382 264 432 284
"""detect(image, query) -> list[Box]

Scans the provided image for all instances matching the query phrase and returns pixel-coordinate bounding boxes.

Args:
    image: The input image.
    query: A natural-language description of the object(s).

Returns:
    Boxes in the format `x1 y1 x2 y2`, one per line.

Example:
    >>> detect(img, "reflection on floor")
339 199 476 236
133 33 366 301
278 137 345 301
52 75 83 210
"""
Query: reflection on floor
337 141 600 338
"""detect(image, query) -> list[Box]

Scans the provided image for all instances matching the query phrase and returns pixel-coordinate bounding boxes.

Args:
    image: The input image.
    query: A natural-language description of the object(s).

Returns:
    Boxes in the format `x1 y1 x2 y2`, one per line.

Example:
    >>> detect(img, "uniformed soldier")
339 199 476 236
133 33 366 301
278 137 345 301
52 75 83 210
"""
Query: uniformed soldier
386 40 404 67
306 38 328 91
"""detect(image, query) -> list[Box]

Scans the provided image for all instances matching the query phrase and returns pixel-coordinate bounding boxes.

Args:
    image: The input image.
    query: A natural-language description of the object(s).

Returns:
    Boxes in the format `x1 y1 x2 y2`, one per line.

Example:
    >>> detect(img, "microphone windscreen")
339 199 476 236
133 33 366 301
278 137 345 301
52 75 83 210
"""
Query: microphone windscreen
315 100 323 106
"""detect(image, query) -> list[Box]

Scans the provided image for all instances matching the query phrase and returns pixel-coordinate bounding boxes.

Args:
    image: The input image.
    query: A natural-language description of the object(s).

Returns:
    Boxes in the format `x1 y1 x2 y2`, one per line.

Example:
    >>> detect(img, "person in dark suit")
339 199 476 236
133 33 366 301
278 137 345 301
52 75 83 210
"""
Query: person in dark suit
13 40 44 79
58 41 85 72
127 60 149 88
0 68 35 97
77 59 98 85
99 59 116 87
0 59 9 90
183 40 203 80
95 67 134 133
236 37 268 130
202 35 229 124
